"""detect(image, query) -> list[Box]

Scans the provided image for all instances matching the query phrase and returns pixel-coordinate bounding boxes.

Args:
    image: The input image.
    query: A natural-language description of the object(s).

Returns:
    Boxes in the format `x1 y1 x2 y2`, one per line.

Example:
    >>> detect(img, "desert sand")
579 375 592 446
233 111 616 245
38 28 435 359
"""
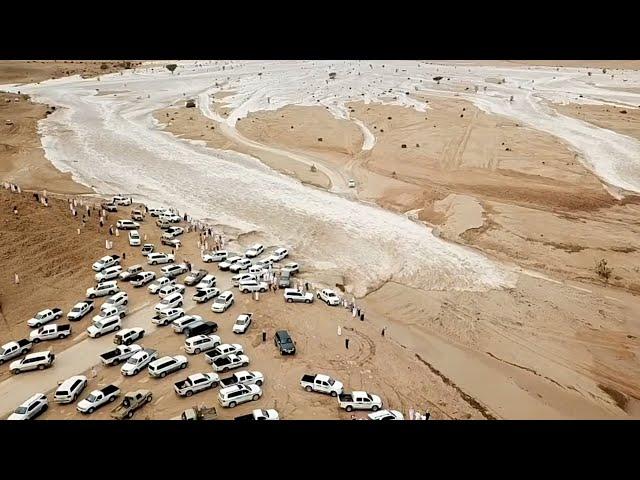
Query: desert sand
2 60 640 420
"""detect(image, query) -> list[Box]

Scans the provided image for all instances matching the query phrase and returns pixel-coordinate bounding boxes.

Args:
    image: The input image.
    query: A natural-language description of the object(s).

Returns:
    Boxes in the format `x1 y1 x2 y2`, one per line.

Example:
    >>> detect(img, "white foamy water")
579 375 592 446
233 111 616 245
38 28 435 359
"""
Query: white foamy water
3 60 638 294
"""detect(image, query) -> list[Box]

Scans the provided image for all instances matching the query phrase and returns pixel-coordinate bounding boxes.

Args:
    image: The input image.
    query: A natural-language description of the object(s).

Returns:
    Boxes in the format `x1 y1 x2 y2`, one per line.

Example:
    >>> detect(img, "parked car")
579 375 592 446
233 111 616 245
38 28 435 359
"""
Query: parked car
271 247 289 261
100 344 143 366
101 203 118 213
10 350 55 374
114 327 145 346
202 250 227 263
245 243 264 258
93 305 127 322
218 255 243 271
148 355 188 378
348 179 356 188
283 288 314 304
274 330 296 355
148 276 175 294
95 265 123 282
141 244 155 256
181 405 218 420
220 370 264 388
87 316 121 338
338 391 383 412
92 255 120 272
128 230 141 246
184 269 208 286
156 218 172 230
77 385 120 414
158 283 185 299
116 219 139 230
110 390 152 419
282 262 299 274
174 372 220 397
368 409 404 420
192 287 220 303
54 375 88 404
131 271 156 287
0 339 33 364
27 308 63 328
119 265 143 281
152 307 185 326
211 291 234 313
183 334 221 354
161 237 181 248
229 258 252 273
172 315 203 334
161 263 189 279
184 321 218 338
147 252 175 265
131 209 145 222
232 272 256 287
234 409 279 421
154 292 184 312
29 324 72 343
112 195 132 206
238 279 269 293
160 212 181 223
300 373 344 397
162 226 184 239
86 280 119 299
211 353 250 373
148 207 164 217
317 288 341 306
101 292 128 309
67 301 94 321
8 393 48 420
232 313 252 334
195 274 217 289
218 384 262 408
205 343 244 364
121 349 157 376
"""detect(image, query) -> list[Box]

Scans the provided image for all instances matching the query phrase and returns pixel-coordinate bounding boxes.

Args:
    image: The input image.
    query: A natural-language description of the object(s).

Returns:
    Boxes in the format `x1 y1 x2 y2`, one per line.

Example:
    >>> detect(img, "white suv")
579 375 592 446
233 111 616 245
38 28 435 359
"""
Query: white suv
10 350 55 374
158 283 185 299
218 384 262 408
147 253 175 265
238 279 269 294
8 393 48 420
211 291 234 313
129 230 141 246
54 375 88 404
154 292 183 312
148 355 188 378
229 258 252 273
283 288 314 304
148 276 175 294
86 281 119 299
202 250 227 263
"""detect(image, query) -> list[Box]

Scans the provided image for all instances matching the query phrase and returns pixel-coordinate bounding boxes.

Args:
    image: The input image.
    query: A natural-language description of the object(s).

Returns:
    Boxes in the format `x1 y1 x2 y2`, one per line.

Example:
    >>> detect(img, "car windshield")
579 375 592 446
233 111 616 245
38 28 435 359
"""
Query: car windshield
14 406 27 414
35 313 45 319
237 319 247 325
87 394 97 402
72 307 81 312
328 378 335 386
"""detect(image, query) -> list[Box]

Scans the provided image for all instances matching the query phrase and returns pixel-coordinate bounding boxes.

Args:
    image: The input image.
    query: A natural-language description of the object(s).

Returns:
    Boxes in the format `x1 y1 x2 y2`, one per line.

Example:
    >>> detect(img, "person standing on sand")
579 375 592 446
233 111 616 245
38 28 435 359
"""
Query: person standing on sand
360 311 365 322
337 325 342 336
14 273 19 285
381 326 386 337
345 338 349 349
12 205 18 215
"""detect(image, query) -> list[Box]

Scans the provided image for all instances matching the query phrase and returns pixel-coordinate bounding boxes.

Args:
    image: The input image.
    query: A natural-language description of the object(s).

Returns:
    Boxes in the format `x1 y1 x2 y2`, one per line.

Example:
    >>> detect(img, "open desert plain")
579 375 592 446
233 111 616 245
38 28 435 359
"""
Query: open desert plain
1 60 639 420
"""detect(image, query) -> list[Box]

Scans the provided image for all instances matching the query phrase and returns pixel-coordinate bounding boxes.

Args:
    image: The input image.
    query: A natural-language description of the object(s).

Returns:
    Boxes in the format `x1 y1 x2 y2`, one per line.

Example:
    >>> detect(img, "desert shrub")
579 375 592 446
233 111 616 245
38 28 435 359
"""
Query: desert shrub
595 259 612 281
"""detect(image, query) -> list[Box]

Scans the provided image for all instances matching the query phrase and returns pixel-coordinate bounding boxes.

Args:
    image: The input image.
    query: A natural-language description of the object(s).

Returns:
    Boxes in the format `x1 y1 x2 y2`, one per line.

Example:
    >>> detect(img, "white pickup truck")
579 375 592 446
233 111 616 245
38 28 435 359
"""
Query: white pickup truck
67 301 94 321
205 343 244 364
0 339 33 364
220 370 264 388
92 255 121 272
27 308 63 328
211 354 250 373
93 305 127 323
234 409 280 420
29 324 72 343
152 307 185 326
338 391 383 412
174 372 220 397
300 373 344 397
121 348 157 376
100 344 143 366
77 385 120 414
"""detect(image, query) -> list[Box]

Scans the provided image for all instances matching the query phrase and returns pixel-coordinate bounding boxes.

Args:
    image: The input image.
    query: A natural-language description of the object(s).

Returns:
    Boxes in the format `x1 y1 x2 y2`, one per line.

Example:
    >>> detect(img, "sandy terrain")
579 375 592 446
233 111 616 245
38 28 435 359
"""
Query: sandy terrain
0 61 142 86
3 60 640 420
0 189 476 420
0 92 91 194
552 103 640 141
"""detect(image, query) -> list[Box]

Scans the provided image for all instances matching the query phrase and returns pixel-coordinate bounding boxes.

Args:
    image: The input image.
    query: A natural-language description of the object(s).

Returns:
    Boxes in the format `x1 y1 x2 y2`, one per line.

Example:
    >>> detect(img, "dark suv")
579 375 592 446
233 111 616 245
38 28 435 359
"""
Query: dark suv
274 330 296 355
184 321 218 338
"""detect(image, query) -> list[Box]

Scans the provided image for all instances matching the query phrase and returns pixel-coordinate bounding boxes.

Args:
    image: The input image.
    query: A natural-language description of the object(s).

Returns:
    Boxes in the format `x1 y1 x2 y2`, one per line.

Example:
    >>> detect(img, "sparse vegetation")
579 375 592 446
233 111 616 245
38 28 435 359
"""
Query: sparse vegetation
595 258 612 281
166 64 178 74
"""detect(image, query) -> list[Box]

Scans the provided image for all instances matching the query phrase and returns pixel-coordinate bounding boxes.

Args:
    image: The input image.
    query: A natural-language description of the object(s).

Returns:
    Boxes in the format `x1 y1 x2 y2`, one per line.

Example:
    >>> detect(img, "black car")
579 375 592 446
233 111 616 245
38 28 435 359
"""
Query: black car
274 330 296 355
184 321 218 338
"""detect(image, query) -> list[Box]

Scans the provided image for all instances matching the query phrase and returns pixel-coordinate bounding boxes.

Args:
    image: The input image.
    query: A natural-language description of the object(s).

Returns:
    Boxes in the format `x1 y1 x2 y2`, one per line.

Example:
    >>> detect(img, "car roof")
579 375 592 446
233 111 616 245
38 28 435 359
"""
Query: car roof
24 350 51 360
58 375 86 389
23 393 46 405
